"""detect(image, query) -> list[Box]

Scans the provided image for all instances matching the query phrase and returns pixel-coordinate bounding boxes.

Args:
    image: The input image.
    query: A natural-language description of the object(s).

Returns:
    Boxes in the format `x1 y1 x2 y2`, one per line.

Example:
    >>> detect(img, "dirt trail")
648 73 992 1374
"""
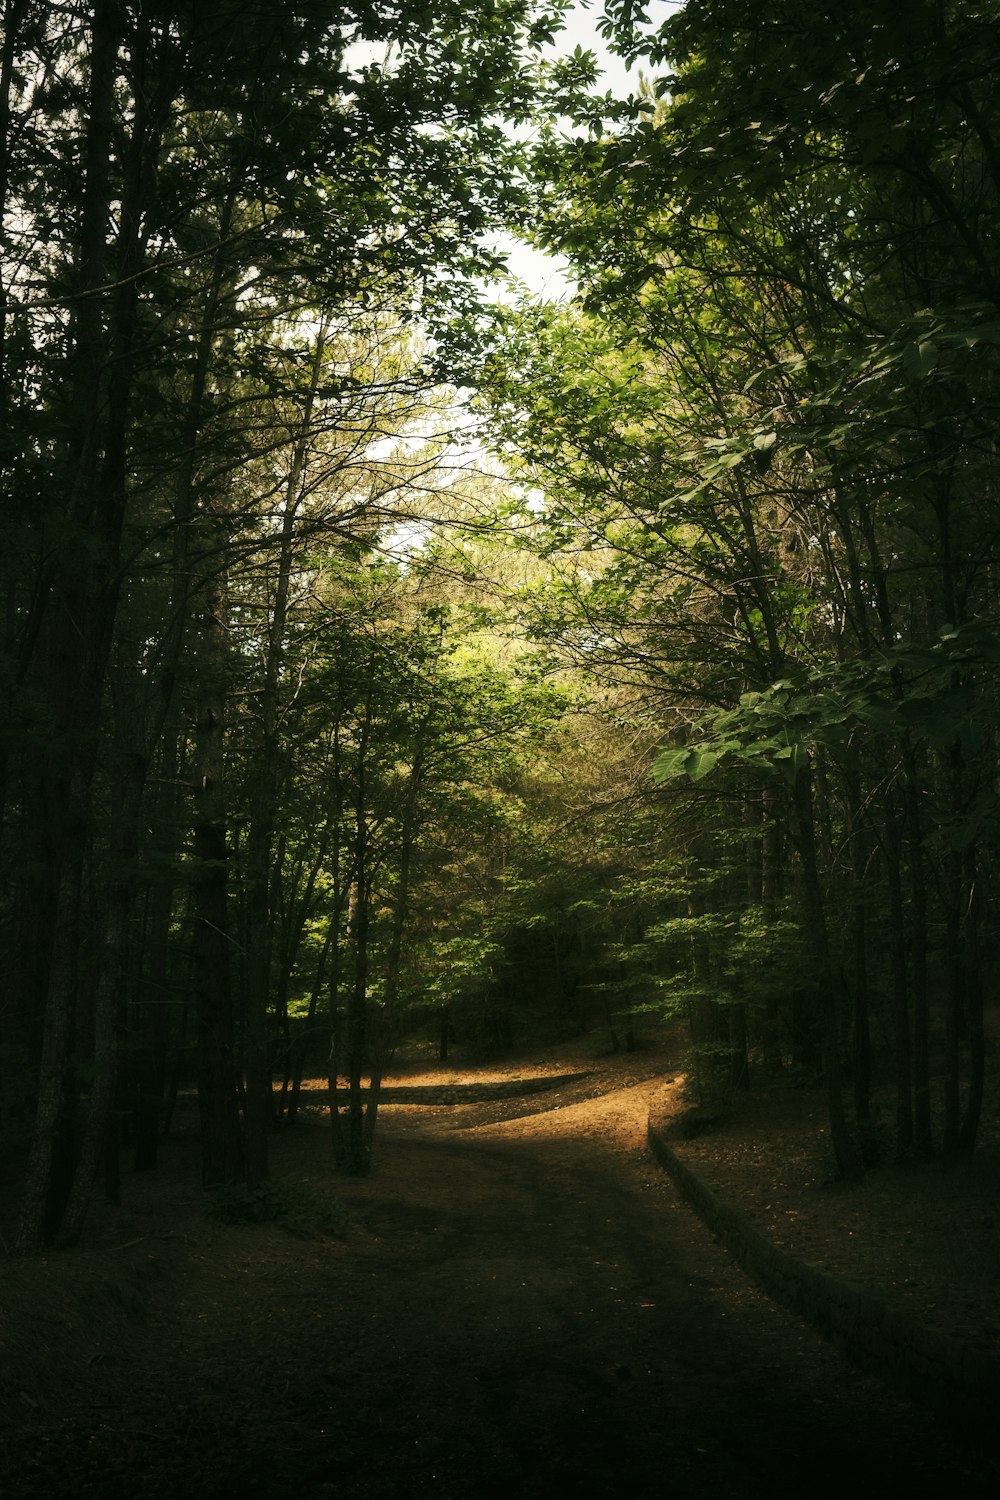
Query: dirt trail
3 1073 995 1498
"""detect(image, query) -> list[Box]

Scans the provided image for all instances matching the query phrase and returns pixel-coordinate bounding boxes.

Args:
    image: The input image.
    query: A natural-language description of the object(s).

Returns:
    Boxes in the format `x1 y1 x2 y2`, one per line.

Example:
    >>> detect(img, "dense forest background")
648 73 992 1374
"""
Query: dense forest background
2 0 998 1251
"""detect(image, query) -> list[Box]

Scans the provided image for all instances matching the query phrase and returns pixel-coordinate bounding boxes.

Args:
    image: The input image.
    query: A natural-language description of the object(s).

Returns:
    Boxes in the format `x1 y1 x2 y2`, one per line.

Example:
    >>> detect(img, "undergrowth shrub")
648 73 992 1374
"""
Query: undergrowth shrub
206 1177 348 1238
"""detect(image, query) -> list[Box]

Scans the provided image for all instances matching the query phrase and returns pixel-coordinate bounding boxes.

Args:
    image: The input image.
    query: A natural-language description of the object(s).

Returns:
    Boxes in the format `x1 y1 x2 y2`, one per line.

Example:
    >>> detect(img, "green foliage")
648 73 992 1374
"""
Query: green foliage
653 624 1000 795
445 0 1000 1180
206 1178 349 1238
722 909 809 1005
6 0 1000 1235
680 1041 743 1110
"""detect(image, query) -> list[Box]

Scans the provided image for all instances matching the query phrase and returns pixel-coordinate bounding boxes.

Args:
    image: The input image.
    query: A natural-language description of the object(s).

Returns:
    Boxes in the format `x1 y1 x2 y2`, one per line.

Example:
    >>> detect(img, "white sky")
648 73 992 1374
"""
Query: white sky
345 3 676 298
499 1 678 296
550 0 642 99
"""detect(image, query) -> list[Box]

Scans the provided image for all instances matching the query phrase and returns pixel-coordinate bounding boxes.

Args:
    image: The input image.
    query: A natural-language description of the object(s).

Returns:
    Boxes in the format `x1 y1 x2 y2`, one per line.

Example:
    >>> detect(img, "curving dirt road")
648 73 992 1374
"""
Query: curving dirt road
4 1073 995 1498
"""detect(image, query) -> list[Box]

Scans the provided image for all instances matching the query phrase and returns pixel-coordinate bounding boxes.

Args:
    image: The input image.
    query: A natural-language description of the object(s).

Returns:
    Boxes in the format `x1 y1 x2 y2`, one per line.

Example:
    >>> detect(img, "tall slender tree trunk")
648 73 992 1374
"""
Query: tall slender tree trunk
133 876 174 1170
14 1 123 1252
759 789 783 1075
326 899 347 1168
686 866 718 1106
0 0 29 834
14 850 84 1252
56 830 132 1246
340 660 375 1177
958 843 984 1153
883 814 914 1159
51 9 163 1241
243 328 327 1183
191 559 243 1186
287 922 334 1126
345 865 370 1175
941 735 967 1155
324 746 348 1166
792 761 861 1182
133 730 185 1171
364 756 422 1156
59 671 155 1239
843 774 873 1159
901 746 932 1157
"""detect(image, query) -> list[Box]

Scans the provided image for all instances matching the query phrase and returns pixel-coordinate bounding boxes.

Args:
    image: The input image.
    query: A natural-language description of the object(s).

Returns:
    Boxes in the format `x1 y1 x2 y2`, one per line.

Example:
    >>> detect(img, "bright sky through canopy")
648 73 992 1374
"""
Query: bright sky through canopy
500 2 635 296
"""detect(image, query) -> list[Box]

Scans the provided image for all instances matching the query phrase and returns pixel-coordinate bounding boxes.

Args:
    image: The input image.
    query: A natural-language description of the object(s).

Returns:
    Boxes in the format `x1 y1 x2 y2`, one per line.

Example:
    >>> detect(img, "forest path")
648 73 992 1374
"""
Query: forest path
3 1072 993 1498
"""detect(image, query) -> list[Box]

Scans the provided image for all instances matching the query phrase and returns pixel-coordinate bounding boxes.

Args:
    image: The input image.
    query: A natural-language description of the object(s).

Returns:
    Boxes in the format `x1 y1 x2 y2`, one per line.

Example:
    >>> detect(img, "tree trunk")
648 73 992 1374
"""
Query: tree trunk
133 876 173 1171
758 789 783 1075
364 754 421 1157
345 874 370 1176
56 874 129 1246
727 1003 750 1091
14 2 122 1250
57 714 150 1243
287 922 334 1126
901 749 932 1158
958 843 984 1153
133 736 184 1171
243 328 328 1182
14 856 83 1253
844 775 873 1161
439 1005 452 1064
941 849 963 1154
327 899 347 1169
191 560 243 1187
0 0 29 833
882 808 914 1159
792 762 861 1182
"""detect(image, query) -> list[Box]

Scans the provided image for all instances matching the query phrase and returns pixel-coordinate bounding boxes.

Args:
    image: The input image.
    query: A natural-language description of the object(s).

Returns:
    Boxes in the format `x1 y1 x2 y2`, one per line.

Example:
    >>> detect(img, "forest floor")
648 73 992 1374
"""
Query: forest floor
1 1022 998 1498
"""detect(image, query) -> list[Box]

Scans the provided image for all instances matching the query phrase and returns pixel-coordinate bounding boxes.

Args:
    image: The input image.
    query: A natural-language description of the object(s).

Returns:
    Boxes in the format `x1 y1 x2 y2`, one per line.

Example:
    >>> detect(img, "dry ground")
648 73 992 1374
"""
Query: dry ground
1 1027 997 1497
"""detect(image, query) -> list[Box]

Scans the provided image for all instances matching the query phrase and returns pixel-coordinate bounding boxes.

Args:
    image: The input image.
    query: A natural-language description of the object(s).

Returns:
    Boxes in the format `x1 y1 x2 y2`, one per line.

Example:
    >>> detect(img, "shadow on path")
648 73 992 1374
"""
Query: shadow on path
293 1119 993 1499
4 1097 994 1498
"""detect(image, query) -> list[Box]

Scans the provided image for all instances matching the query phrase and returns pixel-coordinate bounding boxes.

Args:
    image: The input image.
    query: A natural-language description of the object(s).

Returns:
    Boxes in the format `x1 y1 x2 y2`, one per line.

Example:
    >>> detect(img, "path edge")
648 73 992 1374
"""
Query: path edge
647 1109 1000 1433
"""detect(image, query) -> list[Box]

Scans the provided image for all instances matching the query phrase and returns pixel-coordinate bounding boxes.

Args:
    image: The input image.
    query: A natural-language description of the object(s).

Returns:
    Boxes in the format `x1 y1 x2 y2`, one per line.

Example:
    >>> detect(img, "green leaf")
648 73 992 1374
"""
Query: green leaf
686 747 722 781
651 747 690 782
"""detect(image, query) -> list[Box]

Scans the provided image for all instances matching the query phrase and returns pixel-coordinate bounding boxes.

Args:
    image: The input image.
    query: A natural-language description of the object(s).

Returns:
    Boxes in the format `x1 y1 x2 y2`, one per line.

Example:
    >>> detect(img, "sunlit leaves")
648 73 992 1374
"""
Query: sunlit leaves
653 623 1000 798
